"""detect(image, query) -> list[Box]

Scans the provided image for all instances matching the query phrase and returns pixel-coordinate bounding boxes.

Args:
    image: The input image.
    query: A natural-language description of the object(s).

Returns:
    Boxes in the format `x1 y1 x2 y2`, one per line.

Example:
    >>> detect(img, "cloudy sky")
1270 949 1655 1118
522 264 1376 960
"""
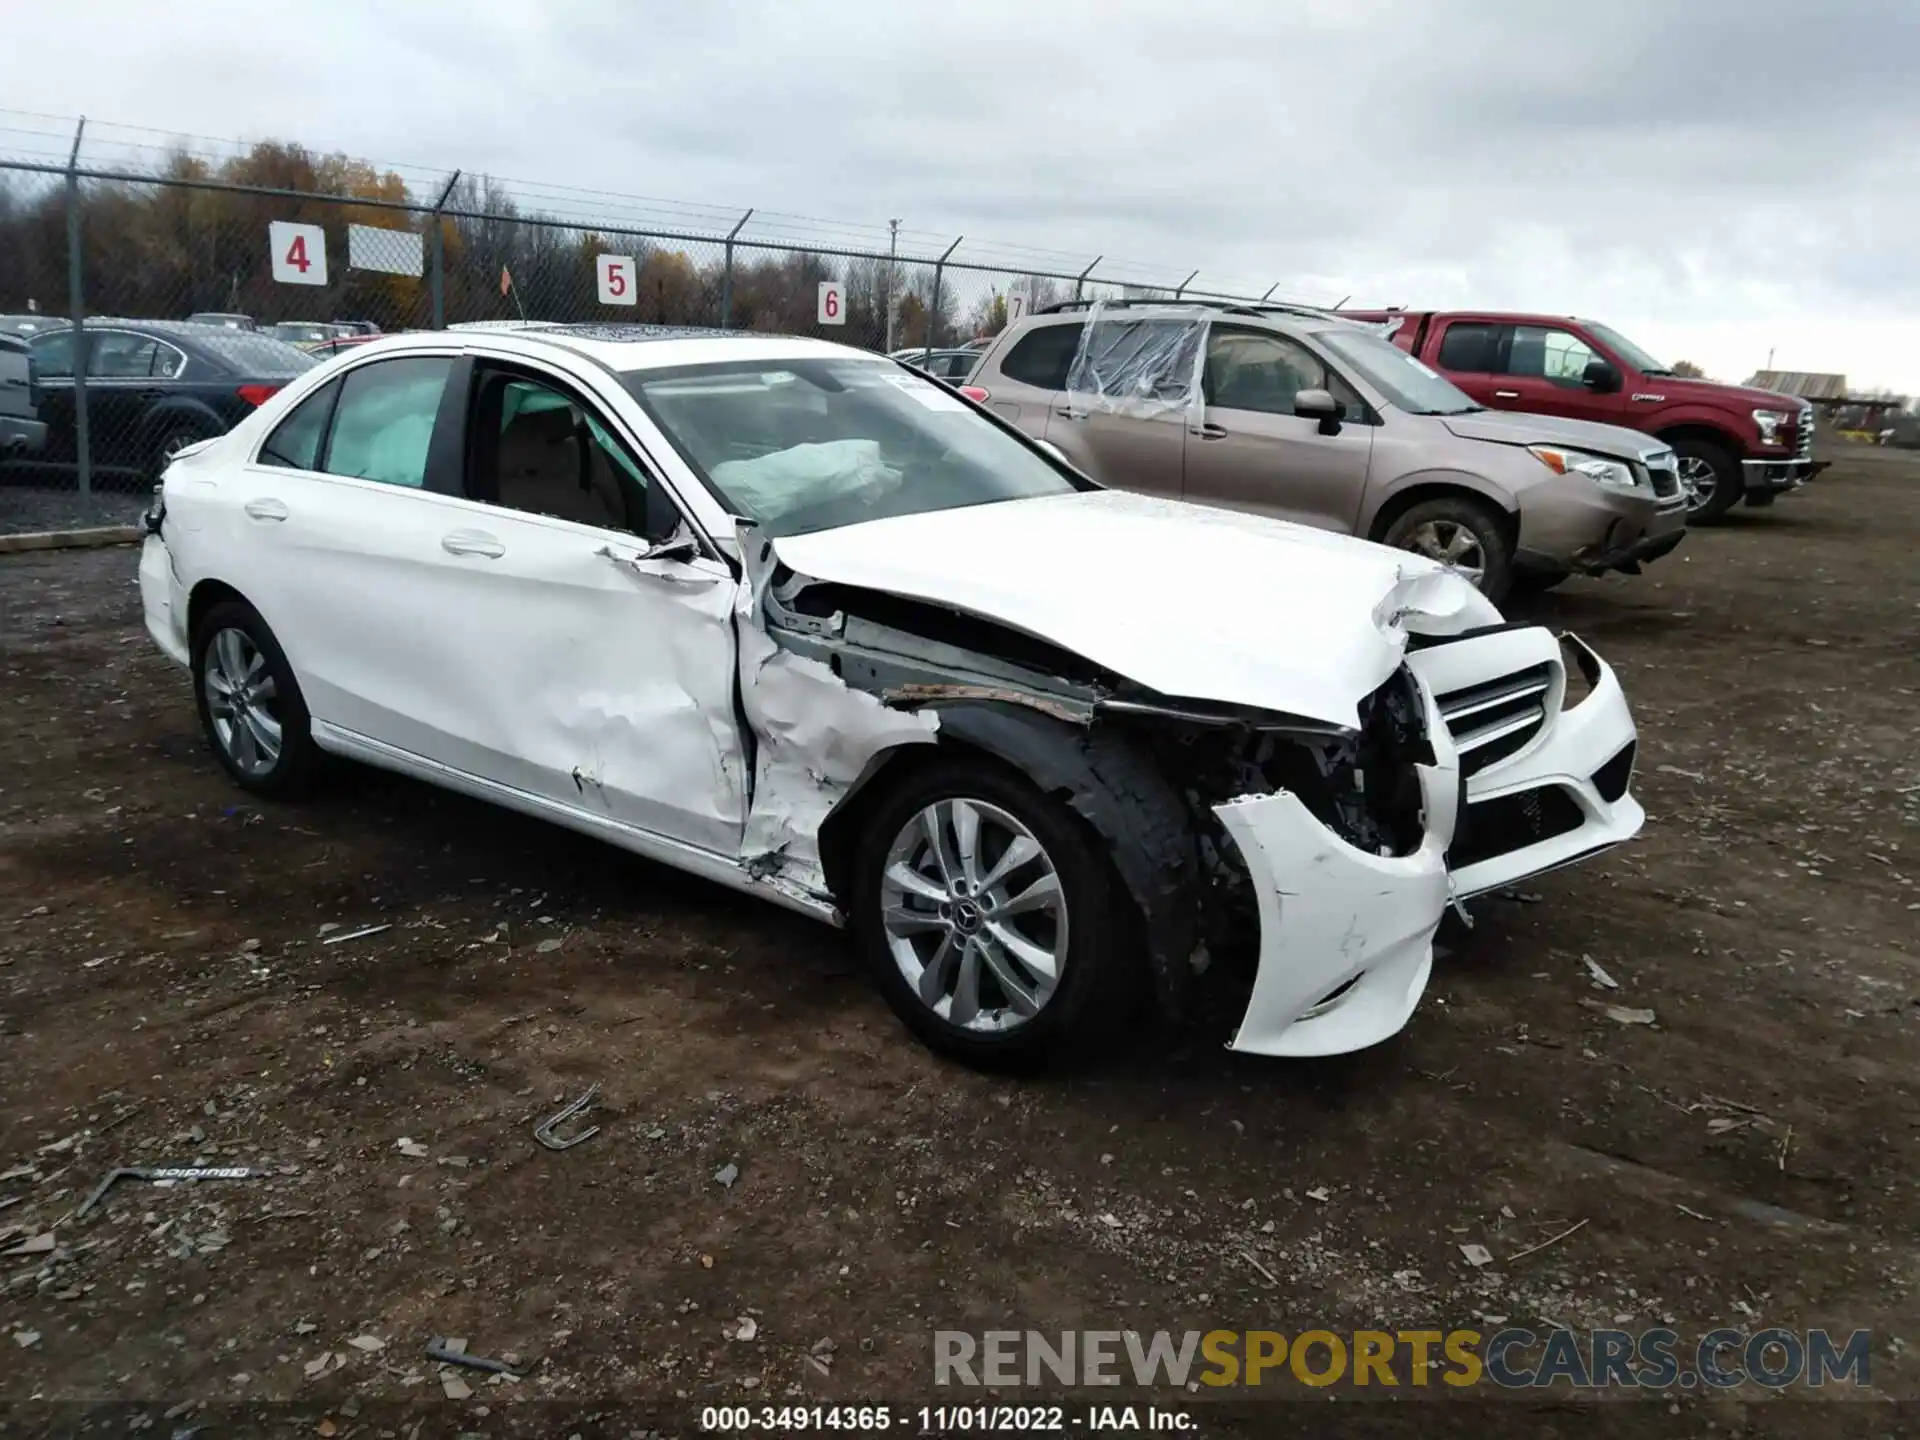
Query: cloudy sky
10 0 1918 391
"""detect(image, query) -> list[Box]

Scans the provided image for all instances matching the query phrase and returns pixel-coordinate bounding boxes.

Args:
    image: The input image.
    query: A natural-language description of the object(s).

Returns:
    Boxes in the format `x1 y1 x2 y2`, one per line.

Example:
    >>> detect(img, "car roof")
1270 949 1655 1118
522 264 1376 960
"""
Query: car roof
402 323 884 372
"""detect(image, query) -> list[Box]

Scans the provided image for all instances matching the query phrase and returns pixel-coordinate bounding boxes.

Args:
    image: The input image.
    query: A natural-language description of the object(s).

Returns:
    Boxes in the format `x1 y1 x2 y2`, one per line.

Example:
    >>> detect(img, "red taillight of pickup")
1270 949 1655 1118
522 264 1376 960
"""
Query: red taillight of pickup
235 383 282 408
959 385 990 403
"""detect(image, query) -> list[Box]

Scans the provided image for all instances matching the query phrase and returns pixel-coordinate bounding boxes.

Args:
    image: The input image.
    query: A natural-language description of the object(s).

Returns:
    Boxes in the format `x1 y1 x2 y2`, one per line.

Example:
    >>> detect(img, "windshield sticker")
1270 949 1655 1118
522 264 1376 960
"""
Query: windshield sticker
882 372 968 412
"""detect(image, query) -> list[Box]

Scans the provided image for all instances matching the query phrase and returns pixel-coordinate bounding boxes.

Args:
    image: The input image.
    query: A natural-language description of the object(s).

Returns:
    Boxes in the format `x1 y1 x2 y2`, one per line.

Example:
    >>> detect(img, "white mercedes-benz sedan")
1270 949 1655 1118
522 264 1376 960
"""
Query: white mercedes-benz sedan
137 324 1645 1066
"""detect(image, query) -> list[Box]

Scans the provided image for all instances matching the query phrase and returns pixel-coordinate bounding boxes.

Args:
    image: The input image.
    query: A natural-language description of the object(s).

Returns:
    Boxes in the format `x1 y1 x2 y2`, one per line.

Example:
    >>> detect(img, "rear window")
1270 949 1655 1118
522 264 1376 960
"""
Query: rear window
997 322 1084 390
192 333 320 379
1436 323 1500 373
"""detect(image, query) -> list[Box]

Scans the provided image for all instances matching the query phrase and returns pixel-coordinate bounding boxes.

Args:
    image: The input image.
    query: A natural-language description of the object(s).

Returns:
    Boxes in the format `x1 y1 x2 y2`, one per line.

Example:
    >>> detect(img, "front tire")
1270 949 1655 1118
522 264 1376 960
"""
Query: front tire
850 756 1141 1068
1380 496 1514 604
1673 437 1741 522
190 599 321 797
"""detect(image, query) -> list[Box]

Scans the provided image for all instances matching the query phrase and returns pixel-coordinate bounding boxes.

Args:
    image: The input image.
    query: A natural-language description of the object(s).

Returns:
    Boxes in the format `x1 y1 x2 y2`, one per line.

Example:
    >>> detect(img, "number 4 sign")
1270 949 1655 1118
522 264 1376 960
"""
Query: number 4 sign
269 221 328 287
596 253 637 306
817 281 845 326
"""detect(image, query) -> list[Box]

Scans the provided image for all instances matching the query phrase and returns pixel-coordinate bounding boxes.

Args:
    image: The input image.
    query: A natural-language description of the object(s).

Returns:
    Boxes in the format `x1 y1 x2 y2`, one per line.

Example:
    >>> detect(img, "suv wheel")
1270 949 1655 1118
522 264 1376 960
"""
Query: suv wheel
191 599 321 797
850 757 1139 1068
1381 497 1514 604
1673 437 1741 522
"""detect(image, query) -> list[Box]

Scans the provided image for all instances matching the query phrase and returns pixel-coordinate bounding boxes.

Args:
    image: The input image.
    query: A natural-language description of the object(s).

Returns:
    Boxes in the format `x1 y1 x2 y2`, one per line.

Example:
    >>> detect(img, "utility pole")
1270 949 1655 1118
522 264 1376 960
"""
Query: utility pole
884 219 901 352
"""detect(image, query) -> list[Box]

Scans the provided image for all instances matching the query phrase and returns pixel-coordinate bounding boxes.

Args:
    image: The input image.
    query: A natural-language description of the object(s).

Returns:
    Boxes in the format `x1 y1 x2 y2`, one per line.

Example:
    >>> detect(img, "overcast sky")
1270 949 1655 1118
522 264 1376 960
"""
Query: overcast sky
10 0 1918 391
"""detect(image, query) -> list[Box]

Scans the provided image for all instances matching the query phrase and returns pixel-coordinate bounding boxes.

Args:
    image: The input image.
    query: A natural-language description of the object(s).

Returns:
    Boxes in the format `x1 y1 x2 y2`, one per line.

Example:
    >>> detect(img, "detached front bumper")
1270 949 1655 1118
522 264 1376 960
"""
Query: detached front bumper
1219 691 1461 1058
1411 628 1643 897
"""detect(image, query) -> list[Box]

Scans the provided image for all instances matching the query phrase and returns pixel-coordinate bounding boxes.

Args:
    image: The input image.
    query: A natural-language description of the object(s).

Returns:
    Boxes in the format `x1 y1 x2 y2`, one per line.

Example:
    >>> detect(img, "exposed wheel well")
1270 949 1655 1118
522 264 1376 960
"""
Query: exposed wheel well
1368 483 1516 547
186 580 248 642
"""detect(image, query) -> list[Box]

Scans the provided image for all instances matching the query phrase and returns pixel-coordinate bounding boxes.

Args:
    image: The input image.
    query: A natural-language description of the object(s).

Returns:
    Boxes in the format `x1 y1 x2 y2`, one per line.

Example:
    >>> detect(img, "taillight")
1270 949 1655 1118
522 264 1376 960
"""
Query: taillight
235 384 282 408
959 385 990 403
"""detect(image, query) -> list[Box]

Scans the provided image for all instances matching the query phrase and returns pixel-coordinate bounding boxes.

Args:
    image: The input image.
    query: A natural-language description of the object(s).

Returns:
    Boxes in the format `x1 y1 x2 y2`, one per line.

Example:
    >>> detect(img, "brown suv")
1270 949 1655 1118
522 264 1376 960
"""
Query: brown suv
963 301 1687 602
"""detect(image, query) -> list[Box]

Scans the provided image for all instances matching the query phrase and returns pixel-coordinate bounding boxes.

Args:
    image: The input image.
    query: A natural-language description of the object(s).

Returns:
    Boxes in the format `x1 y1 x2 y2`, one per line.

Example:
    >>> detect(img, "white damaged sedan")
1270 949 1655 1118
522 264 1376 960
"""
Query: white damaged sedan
138 326 1645 1065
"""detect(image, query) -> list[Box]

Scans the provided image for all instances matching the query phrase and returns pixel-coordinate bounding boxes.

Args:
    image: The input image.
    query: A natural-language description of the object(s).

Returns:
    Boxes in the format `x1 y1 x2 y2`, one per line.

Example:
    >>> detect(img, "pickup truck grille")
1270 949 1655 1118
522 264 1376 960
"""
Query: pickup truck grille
1795 408 1815 460
1434 662 1552 777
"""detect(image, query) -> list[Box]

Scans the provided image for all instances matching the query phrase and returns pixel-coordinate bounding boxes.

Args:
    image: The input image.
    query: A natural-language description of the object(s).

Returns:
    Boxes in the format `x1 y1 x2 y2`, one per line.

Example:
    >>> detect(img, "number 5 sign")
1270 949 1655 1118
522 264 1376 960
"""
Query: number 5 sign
269 221 328 287
817 281 845 326
596 253 637 306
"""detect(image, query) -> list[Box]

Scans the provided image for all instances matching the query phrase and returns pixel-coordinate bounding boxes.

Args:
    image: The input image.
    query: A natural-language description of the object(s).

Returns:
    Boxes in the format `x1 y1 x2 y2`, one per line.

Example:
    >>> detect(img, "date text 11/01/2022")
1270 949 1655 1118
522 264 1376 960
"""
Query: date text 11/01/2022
700 1407 1195 1432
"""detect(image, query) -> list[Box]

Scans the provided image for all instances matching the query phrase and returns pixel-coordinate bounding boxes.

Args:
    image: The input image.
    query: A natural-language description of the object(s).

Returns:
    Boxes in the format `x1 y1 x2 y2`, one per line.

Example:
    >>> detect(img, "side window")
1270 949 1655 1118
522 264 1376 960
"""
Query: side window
153 343 187 380
91 332 161 379
1204 329 1326 414
29 331 75 379
997 323 1084 390
468 370 659 537
259 379 341 471
323 357 454 489
1507 326 1597 386
1436 322 1500 373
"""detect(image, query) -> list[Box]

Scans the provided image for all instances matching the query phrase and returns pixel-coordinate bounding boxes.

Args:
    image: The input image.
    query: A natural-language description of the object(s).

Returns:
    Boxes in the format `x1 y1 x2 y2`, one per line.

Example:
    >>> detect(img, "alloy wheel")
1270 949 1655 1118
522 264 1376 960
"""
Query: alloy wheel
1404 519 1487 587
203 627 283 777
878 797 1067 1033
1677 455 1718 511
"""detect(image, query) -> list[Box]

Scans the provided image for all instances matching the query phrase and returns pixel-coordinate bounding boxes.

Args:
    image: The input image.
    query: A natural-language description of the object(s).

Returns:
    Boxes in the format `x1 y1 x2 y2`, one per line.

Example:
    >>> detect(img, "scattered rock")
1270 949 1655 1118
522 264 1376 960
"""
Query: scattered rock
1305 1187 1331 1203
346 1334 385 1352
1580 999 1656 1026
731 1315 758 1342
1581 955 1619 990
395 1138 429 1160
12 1329 41 1348
1459 1243 1495 1268
441 1373 473 1400
535 938 563 954
714 1162 739 1189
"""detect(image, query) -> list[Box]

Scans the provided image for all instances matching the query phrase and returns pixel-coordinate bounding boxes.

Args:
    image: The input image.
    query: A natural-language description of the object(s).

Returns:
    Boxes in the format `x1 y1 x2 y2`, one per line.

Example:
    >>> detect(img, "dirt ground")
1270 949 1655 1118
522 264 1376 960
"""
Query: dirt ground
0 448 1915 1438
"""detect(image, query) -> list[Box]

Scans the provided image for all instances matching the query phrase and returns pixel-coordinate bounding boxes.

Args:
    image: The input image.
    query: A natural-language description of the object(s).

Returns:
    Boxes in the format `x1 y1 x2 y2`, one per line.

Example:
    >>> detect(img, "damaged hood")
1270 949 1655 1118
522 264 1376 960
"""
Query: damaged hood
1440 409 1672 462
768 489 1498 728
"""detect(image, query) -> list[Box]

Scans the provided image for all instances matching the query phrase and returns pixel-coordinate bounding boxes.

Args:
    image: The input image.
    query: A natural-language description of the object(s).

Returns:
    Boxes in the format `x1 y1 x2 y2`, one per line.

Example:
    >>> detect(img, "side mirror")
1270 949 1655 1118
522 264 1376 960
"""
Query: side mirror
1293 387 1344 435
1583 359 1622 393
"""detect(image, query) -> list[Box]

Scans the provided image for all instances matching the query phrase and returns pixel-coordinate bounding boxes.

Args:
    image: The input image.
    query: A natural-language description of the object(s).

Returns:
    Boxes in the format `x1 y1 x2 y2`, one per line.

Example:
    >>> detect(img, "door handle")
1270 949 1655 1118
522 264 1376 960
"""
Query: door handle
243 498 289 522
1052 405 1079 419
1493 390 1520 399
1190 422 1229 440
441 530 505 559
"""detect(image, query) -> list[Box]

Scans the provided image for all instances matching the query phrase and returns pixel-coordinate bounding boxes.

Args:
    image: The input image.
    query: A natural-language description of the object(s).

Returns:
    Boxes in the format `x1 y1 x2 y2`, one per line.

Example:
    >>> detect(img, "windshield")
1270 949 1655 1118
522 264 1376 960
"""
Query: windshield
1316 328 1482 415
1583 320 1670 376
625 358 1081 537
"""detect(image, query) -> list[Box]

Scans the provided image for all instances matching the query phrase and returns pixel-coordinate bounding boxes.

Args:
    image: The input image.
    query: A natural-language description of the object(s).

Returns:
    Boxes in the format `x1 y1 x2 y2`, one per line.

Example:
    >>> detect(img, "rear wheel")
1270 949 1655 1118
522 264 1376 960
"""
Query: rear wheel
850 756 1140 1068
190 599 321 797
1380 496 1514 604
1673 437 1741 522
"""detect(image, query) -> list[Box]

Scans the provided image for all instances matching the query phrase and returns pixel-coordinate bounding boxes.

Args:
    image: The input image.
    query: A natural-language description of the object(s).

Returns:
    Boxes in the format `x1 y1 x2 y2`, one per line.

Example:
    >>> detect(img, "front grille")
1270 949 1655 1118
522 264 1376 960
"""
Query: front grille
1795 408 1814 460
1592 741 1636 803
1434 662 1552 778
1449 784 1585 869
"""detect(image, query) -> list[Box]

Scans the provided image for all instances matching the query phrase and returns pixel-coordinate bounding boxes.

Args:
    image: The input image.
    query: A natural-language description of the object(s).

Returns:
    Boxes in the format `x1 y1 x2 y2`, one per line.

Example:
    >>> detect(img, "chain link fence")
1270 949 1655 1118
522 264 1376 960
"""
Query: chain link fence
0 133 1283 531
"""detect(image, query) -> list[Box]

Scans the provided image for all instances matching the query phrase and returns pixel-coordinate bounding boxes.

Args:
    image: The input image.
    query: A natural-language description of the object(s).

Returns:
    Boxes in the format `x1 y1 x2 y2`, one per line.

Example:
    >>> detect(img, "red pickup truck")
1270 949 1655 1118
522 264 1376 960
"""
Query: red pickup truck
1343 310 1826 521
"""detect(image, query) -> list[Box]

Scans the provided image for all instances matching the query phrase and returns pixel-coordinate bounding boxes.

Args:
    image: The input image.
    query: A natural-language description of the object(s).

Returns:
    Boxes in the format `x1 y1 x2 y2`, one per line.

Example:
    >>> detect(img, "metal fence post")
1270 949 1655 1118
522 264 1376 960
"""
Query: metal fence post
1259 283 1279 302
1174 269 1198 300
65 118 90 498
720 209 752 329
1075 255 1102 301
884 219 900 351
929 235 962 356
428 170 460 330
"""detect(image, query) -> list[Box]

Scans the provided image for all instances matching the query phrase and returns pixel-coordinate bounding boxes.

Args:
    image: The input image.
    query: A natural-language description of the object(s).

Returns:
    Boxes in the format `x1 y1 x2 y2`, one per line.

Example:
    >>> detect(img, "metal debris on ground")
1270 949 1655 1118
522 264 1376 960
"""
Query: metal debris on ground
76 1165 261 1220
533 1084 601 1151
714 1161 740 1188
1459 1243 1495 1268
426 1336 521 1376
3 1232 56 1256
321 923 392 946
1581 955 1619 989
395 1137 429 1159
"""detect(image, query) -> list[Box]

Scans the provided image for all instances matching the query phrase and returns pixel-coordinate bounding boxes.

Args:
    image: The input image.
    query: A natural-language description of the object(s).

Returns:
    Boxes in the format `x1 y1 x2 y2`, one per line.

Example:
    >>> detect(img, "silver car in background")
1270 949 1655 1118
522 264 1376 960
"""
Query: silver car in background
966 301 1689 602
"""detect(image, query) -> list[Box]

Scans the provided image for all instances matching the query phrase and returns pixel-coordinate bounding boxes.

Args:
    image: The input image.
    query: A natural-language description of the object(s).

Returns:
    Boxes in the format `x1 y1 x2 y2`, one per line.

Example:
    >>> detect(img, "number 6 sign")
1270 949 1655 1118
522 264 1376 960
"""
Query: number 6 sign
596 253 637 306
817 281 845 326
269 222 327 287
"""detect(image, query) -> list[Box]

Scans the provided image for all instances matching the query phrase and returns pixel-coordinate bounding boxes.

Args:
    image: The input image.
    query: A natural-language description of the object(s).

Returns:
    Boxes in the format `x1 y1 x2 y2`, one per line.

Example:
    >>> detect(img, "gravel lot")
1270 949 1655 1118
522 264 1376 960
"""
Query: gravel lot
0 448 1914 1436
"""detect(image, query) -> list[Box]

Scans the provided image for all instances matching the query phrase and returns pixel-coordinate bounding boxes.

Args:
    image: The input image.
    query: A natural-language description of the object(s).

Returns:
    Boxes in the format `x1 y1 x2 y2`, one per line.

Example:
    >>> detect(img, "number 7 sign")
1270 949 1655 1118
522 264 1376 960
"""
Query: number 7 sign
596 253 637 306
269 222 328 287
